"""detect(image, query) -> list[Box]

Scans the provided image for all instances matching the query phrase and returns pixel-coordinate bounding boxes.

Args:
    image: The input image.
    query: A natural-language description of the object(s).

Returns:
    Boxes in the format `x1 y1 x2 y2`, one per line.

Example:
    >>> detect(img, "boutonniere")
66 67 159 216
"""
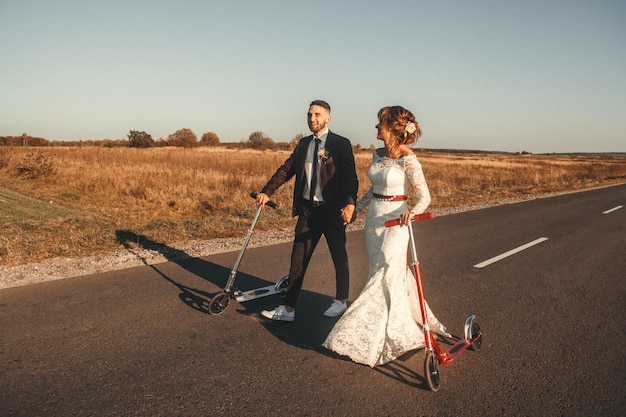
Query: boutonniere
318 148 330 163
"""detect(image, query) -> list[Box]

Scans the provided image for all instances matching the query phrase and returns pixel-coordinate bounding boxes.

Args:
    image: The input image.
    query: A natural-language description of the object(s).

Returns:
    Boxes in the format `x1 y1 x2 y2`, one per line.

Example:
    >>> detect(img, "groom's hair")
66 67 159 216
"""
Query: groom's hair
310 100 331 113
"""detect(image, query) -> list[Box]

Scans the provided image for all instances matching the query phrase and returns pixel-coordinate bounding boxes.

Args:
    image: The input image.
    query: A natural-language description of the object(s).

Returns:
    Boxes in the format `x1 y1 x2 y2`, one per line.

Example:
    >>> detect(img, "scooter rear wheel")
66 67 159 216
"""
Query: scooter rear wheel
275 274 289 295
470 321 482 351
208 292 230 315
424 350 440 392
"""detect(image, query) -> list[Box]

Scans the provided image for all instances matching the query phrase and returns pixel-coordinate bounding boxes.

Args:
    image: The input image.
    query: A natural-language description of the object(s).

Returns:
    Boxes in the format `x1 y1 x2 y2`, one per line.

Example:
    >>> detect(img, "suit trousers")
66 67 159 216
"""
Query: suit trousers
283 202 350 307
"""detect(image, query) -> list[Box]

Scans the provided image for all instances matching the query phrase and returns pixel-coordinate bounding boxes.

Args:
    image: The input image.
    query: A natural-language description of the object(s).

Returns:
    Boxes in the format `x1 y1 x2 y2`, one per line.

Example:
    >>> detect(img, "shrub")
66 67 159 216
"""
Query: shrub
248 131 274 149
168 128 198 148
0 147 13 169
128 130 154 148
200 131 220 146
16 151 56 179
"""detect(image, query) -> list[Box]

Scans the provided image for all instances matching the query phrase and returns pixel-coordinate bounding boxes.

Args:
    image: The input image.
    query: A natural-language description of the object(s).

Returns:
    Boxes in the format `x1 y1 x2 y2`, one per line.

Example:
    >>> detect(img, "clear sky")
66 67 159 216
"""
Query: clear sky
1 0 625 153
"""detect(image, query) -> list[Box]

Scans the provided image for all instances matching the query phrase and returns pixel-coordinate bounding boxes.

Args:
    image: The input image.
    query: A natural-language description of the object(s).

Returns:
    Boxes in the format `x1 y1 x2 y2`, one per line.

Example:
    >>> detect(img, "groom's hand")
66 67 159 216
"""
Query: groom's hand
255 193 270 207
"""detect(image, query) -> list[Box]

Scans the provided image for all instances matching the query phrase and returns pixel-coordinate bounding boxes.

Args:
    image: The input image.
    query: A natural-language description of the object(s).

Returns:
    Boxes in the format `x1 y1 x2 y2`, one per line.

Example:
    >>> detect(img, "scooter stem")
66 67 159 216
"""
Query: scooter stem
224 204 263 291
407 224 434 350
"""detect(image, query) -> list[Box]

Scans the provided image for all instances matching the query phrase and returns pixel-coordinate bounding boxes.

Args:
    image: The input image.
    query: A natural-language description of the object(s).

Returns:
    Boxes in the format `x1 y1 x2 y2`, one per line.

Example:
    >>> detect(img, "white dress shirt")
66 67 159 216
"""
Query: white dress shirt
303 128 328 202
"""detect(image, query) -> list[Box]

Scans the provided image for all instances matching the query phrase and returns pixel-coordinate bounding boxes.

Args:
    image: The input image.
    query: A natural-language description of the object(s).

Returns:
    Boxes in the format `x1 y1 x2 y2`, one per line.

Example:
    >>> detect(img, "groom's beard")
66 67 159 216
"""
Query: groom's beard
309 120 328 135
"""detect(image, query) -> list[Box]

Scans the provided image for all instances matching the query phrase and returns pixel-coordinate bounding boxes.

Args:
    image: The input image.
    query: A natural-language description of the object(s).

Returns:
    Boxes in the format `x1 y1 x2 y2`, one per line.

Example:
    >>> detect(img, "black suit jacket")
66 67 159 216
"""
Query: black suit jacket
261 131 358 217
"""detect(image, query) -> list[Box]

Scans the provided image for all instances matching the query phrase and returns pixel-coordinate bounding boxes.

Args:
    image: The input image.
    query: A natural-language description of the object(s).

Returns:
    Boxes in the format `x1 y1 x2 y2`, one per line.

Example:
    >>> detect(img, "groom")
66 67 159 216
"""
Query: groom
255 100 358 322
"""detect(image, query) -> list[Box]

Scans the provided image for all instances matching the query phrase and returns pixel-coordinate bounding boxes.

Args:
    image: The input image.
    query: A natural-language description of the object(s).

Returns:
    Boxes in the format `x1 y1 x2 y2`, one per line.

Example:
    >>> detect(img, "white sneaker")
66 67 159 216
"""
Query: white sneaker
261 305 295 322
324 299 347 317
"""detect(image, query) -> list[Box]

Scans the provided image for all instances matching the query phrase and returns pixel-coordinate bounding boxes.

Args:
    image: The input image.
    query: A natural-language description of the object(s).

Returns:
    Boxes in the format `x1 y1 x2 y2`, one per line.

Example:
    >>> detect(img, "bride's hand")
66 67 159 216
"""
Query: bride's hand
341 204 355 225
399 212 414 226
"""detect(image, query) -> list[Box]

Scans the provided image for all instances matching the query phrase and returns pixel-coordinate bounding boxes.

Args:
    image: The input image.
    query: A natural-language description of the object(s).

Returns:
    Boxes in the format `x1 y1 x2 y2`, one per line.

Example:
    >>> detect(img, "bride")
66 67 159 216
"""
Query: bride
322 105 450 367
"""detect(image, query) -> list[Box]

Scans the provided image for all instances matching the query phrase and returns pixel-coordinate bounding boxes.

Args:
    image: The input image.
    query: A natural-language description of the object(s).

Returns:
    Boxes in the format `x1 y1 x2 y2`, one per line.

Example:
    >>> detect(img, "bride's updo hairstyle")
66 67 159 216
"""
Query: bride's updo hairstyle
377 106 422 146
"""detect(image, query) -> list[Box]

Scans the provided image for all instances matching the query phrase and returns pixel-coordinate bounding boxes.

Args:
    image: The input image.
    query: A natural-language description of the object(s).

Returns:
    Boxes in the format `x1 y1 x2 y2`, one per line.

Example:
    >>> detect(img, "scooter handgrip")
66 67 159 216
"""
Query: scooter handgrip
416 212 434 221
384 212 433 228
250 192 278 209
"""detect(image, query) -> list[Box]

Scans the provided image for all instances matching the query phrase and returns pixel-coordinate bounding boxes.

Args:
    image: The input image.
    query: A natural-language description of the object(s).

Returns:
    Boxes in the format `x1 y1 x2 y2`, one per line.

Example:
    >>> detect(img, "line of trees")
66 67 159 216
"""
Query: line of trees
1 130 303 150
128 129 222 148
0 130 222 148
0 134 49 146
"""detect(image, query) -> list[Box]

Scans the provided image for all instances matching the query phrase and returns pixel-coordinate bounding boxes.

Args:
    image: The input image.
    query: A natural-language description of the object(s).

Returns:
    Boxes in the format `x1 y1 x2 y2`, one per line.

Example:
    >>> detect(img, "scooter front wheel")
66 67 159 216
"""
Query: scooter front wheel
208 292 230 315
424 350 440 392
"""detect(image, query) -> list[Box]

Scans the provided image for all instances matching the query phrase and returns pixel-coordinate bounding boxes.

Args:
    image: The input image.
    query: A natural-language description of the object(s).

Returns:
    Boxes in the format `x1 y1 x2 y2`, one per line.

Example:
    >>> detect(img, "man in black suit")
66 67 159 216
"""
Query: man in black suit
256 100 358 322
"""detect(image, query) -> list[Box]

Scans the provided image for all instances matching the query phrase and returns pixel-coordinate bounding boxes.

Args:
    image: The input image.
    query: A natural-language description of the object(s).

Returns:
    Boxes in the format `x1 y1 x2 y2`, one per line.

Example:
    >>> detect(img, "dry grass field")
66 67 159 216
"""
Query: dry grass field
1 146 625 267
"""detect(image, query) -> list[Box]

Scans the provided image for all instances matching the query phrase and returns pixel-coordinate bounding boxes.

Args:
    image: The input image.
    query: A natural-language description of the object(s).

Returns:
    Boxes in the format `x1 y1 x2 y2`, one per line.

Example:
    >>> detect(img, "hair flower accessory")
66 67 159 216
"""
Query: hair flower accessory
405 121 417 135
318 148 329 162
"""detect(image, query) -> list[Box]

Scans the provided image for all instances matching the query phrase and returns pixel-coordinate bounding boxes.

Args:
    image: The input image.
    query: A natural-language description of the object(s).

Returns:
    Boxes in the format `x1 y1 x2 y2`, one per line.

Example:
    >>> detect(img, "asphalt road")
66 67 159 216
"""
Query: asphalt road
1 184 625 417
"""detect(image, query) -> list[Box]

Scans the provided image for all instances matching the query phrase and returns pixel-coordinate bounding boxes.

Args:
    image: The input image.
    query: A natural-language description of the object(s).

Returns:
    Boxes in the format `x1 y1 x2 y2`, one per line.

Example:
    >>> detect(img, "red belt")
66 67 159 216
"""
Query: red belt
373 193 407 202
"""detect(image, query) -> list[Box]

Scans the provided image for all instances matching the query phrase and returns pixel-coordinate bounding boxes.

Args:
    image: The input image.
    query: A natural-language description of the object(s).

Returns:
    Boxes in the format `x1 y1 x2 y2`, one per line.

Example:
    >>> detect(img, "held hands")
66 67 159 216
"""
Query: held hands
341 204 355 225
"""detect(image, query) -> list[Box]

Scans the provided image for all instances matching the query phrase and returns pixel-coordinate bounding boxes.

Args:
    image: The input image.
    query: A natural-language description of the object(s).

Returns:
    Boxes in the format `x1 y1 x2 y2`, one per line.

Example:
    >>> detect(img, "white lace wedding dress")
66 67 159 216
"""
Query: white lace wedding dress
323 151 450 367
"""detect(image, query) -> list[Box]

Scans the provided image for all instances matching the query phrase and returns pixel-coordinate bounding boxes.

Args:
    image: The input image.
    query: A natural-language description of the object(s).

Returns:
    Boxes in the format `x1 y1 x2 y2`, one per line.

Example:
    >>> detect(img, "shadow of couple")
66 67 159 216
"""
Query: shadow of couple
114 228 433 389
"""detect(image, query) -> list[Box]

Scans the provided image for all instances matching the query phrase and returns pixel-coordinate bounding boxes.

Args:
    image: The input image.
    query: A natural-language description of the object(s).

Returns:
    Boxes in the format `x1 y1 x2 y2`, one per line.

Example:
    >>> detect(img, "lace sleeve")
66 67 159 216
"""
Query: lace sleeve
356 187 373 213
405 156 431 214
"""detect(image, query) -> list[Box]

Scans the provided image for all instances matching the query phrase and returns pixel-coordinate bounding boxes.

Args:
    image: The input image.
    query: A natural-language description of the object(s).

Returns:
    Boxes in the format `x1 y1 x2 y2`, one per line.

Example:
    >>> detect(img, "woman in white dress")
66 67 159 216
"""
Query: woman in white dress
323 106 450 367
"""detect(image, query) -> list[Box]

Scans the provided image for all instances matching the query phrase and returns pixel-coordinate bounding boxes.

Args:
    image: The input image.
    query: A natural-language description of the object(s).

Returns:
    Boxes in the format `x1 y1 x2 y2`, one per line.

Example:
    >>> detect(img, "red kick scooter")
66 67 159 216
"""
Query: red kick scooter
385 212 482 391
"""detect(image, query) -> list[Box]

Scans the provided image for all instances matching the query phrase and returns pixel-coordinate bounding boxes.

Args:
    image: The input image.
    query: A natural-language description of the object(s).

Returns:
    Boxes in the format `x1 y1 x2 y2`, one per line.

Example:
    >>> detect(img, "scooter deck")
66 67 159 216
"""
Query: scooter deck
443 339 472 363
234 285 281 302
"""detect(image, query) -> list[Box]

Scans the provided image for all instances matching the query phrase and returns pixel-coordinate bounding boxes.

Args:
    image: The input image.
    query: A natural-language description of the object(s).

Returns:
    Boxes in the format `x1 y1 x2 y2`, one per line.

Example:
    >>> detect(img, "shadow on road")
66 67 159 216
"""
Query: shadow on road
115 229 236 314
374 351 424 388
114 229 292 316
114 230 340 336
114 229 428 388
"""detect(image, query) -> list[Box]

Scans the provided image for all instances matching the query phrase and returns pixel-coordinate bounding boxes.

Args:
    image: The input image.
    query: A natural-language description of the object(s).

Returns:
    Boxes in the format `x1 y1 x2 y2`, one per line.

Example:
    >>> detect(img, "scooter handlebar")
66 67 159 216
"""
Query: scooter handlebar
384 212 433 227
250 192 278 209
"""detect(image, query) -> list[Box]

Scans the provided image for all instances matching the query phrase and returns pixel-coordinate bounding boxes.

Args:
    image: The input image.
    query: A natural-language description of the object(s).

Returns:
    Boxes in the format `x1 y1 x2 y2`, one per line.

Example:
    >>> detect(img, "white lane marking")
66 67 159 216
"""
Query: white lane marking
603 206 623 214
474 237 549 269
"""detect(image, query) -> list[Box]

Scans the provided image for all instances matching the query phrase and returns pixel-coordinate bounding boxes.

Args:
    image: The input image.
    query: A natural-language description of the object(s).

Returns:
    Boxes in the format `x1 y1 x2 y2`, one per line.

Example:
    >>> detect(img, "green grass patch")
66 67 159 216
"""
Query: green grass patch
0 187 85 224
